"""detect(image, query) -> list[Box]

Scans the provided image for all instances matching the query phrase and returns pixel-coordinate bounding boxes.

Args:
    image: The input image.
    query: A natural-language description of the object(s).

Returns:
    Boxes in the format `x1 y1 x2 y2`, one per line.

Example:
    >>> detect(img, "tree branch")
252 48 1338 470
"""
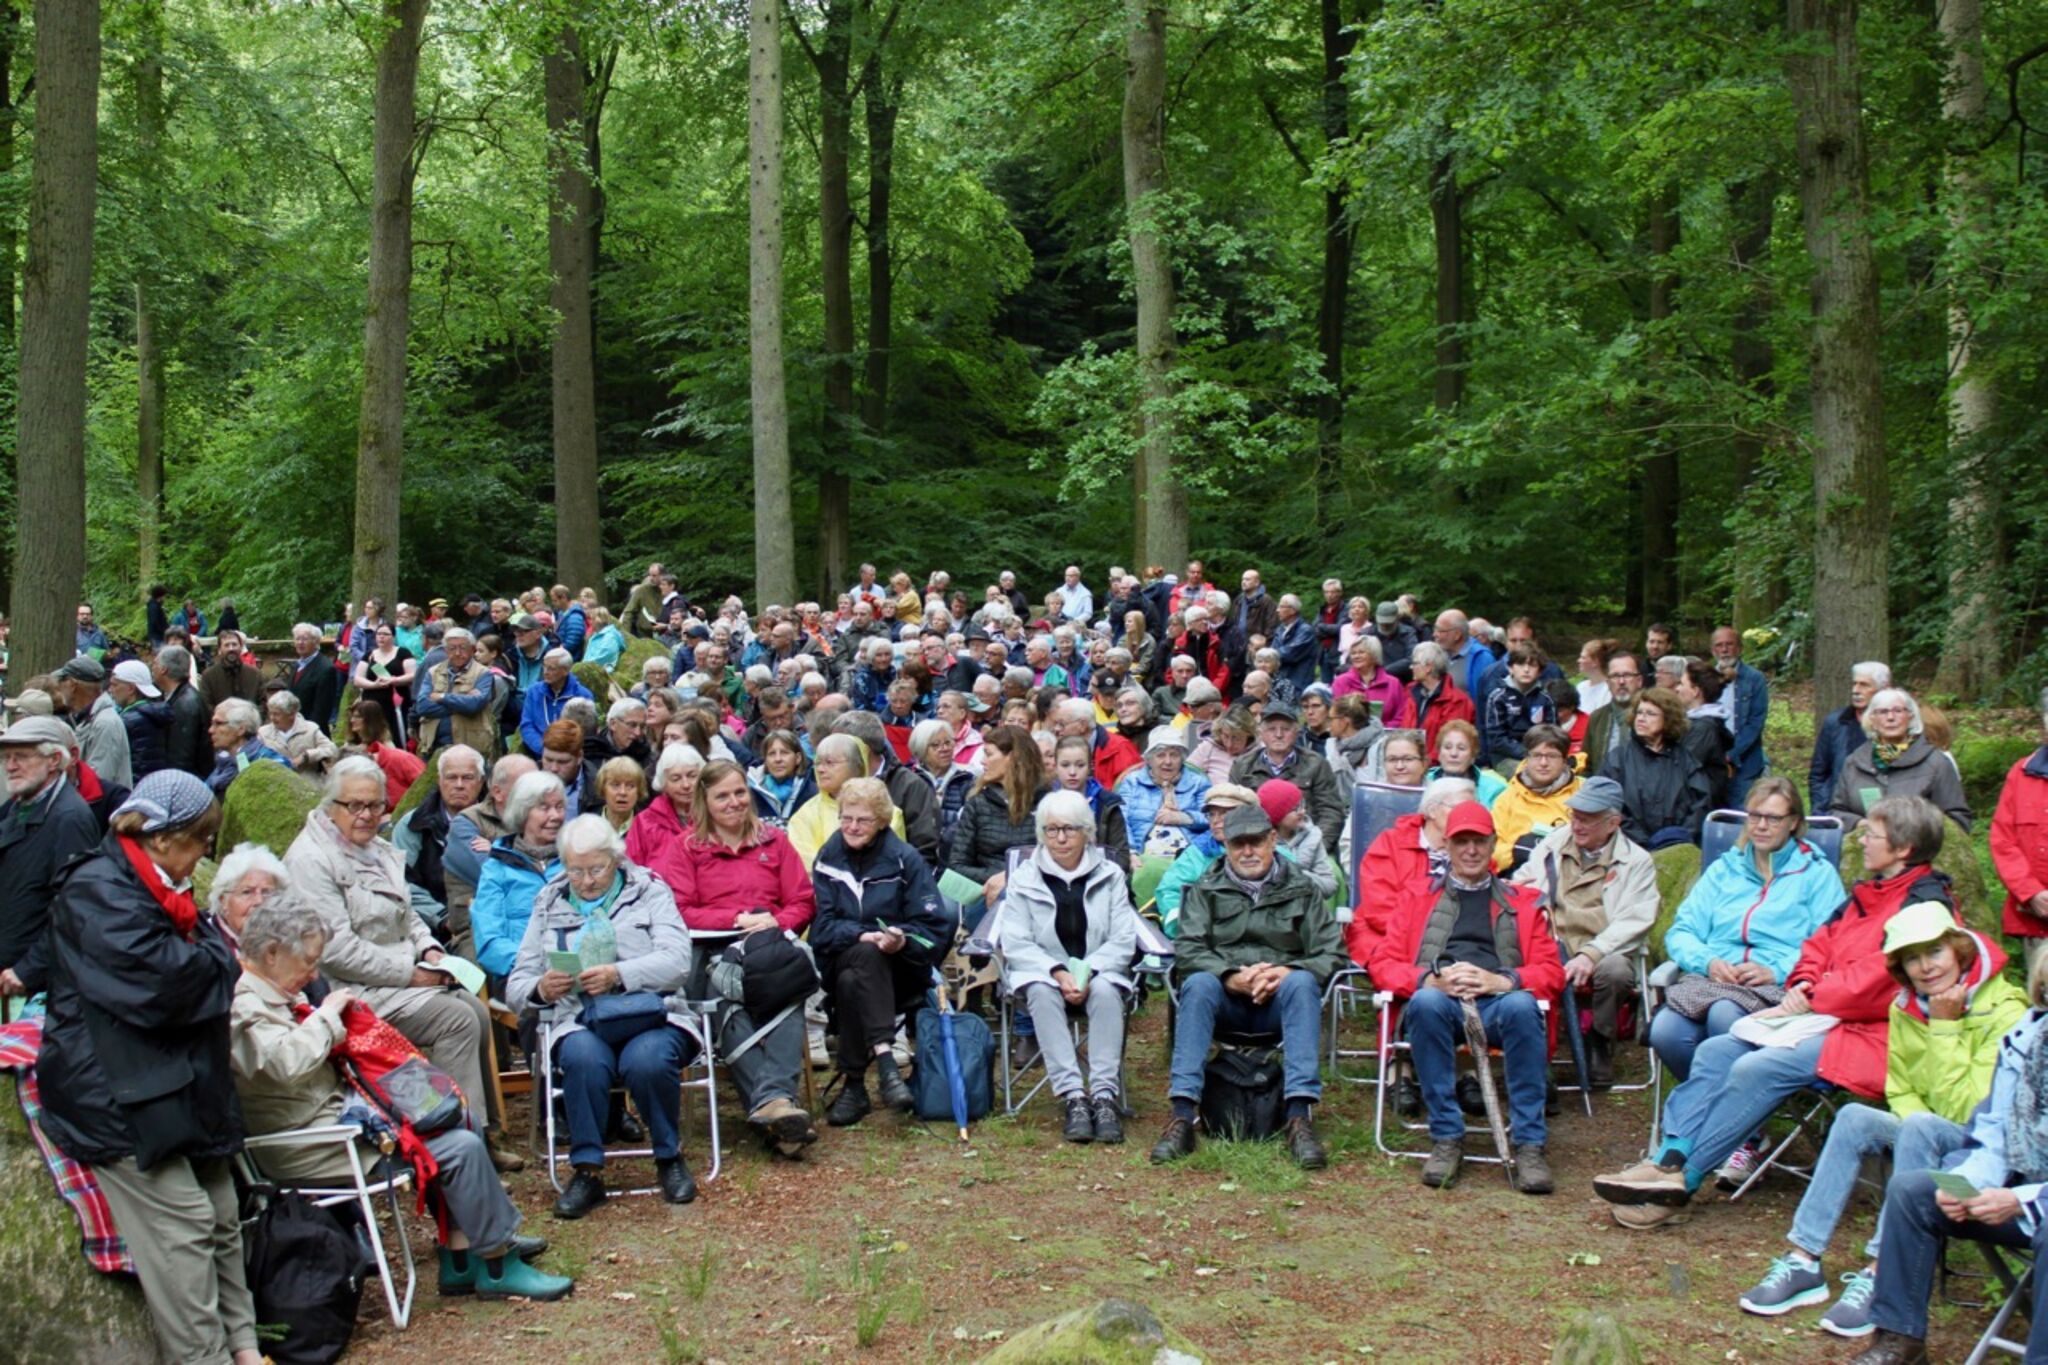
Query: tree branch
1258 90 1312 175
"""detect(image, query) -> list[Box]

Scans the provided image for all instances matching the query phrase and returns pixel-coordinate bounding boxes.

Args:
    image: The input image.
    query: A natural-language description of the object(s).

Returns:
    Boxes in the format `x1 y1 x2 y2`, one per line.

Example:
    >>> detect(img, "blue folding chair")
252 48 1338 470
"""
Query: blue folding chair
1328 783 1427 1078
1700 809 1845 872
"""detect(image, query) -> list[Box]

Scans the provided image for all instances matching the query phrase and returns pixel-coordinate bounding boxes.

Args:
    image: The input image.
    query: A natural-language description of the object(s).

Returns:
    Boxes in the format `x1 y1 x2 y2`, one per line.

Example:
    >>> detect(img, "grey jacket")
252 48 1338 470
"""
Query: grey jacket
998 845 1139 994
285 808 441 1013
503 861 693 1047
1829 737 1972 832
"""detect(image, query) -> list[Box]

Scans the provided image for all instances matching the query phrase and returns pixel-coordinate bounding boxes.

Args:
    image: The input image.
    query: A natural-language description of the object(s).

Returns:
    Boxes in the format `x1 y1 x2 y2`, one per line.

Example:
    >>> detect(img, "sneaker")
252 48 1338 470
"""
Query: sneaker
1512 1144 1553 1195
550 1169 607 1221
1593 1162 1690 1207
1422 1139 1463 1189
1148 1116 1198 1164
1610 1201 1692 1230
1819 1269 1878 1338
1062 1096 1095 1144
826 1077 873 1127
1091 1096 1125 1145
1284 1115 1328 1170
1715 1140 1762 1191
656 1156 697 1205
1738 1254 1829 1316
874 1055 915 1112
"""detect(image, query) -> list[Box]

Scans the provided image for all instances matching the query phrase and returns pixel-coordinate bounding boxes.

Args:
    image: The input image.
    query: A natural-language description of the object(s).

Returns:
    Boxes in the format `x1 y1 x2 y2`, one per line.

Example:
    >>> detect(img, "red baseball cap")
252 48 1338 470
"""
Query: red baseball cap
1443 800 1496 840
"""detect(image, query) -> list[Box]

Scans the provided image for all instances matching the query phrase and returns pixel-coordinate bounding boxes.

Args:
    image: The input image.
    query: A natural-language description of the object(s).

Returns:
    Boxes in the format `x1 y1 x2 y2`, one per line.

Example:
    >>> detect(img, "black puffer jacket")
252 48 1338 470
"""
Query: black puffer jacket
949 784 1048 886
1600 733 1713 846
37 835 243 1169
119 700 172 780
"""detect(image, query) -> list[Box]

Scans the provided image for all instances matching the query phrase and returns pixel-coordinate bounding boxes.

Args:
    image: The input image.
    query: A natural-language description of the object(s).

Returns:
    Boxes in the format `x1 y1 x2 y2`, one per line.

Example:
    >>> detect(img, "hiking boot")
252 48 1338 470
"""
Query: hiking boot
1738 1254 1828 1317
656 1157 697 1205
1587 1034 1614 1090
550 1169 607 1221
486 1130 526 1173
1149 1116 1198 1164
1062 1096 1095 1143
1284 1116 1328 1171
1715 1140 1763 1191
874 1055 915 1112
1422 1139 1464 1188
749 1096 818 1148
1818 1268 1878 1338
1455 1074 1485 1117
1844 1331 1929 1365
1512 1144 1553 1195
1609 1201 1692 1230
826 1077 873 1127
474 1252 574 1302
437 1248 479 1296
1594 1159 1691 1206
1091 1096 1124 1145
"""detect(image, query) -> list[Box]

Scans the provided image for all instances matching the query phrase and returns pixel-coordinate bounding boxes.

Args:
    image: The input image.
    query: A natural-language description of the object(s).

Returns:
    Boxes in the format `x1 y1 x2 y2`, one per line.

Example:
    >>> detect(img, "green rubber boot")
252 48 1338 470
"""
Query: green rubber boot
473 1252 574 1302
437 1248 479 1297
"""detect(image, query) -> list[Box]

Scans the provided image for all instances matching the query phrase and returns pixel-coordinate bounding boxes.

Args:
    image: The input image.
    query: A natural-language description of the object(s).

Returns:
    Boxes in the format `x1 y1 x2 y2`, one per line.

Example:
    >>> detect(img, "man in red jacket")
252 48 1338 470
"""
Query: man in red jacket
1989 701 2048 975
1369 801 1562 1194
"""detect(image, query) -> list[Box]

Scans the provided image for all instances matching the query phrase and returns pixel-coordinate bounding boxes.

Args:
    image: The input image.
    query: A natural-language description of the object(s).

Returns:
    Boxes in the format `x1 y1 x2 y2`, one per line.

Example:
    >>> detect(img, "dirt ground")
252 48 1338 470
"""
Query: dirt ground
338 1001 2006 1365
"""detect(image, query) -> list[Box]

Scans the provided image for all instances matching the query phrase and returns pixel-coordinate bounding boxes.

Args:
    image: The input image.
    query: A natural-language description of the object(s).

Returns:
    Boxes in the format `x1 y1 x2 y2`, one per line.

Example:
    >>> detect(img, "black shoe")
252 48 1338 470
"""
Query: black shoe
1149 1116 1197 1164
1844 1331 1929 1365
1091 1096 1125 1145
1394 1077 1423 1117
1455 1074 1485 1118
874 1055 915 1112
826 1077 873 1127
551 1169 606 1221
509 1233 548 1260
656 1157 697 1205
1062 1096 1095 1143
1284 1115 1328 1171
1513 1144 1553 1195
617 1109 647 1143
1587 1035 1615 1090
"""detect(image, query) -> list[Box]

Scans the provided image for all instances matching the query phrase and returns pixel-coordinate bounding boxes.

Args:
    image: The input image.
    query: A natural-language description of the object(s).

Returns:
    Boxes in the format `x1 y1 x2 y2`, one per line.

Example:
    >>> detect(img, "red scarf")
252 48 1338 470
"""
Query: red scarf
117 835 199 940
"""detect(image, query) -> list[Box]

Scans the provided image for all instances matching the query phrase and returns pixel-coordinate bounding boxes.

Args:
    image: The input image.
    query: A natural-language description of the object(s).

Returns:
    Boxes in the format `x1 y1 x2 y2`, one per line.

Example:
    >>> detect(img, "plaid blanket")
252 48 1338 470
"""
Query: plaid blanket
0 1017 135 1275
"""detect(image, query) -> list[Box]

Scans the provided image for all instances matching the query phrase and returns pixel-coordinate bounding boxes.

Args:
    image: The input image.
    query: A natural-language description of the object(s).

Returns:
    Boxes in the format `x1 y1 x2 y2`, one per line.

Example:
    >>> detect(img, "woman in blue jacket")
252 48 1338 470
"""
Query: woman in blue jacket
1650 776 1845 1079
470 771 567 981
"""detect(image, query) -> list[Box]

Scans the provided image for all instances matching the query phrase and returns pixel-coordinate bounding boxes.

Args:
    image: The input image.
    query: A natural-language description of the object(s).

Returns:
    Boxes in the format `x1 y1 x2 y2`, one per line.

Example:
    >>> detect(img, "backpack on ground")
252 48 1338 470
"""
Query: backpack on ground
911 996 995 1123
1199 1044 1285 1141
243 1188 367 1365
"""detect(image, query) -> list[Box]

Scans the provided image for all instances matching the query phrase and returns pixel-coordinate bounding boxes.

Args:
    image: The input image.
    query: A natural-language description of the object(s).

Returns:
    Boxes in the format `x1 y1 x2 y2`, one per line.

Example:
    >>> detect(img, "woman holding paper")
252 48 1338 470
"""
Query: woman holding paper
1593 794 1957 1231
811 778 956 1127
997 789 1141 1145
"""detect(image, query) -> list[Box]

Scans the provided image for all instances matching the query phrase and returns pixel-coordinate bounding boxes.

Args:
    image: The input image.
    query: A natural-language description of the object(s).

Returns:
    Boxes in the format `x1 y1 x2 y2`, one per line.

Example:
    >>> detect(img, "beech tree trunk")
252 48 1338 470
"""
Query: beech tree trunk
1123 0 1185 570
546 26 602 597
809 0 856 599
351 0 429 613
1639 187 1680 622
1787 0 1889 708
1313 0 1358 505
1934 0 2000 696
1430 147 1464 412
748 0 796 606
134 0 165 590
860 52 898 440
0 1 16 610
12 0 99 678
1729 173 1782 632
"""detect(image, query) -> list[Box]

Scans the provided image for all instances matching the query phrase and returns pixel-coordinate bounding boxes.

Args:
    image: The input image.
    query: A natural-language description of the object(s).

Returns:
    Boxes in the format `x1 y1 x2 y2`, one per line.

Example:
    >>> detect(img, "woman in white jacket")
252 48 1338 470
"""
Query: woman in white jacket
998 789 1140 1146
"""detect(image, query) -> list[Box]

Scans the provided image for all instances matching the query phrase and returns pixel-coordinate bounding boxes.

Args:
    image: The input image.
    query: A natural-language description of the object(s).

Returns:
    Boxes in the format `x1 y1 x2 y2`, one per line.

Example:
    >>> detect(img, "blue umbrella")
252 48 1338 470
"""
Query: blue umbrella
932 970 971 1141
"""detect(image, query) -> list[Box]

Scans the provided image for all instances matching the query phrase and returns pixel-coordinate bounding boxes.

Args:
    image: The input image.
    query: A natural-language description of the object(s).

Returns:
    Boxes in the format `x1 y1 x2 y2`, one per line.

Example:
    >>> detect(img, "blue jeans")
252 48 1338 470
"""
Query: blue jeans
554 1016 698 1169
1404 988 1550 1146
1170 969 1323 1104
1872 1169 2048 1356
1786 1102 1902 1260
1659 1031 1825 1186
1648 999 1748 1081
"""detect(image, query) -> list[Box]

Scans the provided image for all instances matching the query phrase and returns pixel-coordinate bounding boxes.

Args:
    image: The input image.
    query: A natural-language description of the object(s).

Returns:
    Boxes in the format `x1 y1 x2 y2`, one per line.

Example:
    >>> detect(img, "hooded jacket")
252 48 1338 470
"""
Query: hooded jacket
998 844 1140 994
1885 929 2027 1124
1662 836 1845 984
471 836 560 978
1992 745 2048 939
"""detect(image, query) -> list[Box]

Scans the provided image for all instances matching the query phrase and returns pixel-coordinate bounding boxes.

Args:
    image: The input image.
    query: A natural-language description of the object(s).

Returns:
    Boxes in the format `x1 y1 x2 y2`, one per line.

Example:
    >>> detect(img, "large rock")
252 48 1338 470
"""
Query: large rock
571 662 618 706
1647 843 1702 961
610 635 666 693
1550 1313 1642 1365
0 1081 158 1364
218 760 322 857
980 1300 1205 1365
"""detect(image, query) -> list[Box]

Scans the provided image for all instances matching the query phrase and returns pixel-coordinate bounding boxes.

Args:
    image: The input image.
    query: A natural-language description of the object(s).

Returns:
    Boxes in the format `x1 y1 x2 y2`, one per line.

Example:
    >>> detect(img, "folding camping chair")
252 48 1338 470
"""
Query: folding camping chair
1700 809 1846 872
1964 1245 2034 1364
241 1122 417 1330
535 1007 723 1195
1370 988 1550 1164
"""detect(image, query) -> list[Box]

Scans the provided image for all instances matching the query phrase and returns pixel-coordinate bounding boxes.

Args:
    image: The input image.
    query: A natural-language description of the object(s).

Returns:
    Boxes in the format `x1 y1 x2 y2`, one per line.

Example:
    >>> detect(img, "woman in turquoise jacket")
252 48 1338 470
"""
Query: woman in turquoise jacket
1650 777 1845 1079
470 771 567 980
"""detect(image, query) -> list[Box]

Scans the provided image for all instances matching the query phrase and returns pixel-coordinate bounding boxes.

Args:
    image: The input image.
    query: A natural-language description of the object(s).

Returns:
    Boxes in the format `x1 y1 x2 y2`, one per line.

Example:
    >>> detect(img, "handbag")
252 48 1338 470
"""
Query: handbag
577 989 668 1038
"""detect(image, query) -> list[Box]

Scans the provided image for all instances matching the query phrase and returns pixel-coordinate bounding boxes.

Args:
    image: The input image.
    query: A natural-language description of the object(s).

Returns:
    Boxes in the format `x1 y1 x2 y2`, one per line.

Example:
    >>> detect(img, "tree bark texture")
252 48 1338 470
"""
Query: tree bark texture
1638 187 1680 622
1934 0 2000 696
1787 0 1890 710
749 0 796 606
134 1 165 590
12 0 99 678
547 26 603 597
1123 0 1185 571
0 1 16 610
1313 0 1358 508
860 52 898 440
810 0 856 599
1430 146 1464 412
1728 173 1782 632
351 0 428 613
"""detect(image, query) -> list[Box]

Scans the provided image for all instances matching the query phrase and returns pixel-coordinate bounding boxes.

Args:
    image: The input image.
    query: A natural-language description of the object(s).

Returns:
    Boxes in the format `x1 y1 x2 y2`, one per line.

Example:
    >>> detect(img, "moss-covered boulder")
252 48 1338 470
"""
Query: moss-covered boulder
980 1300 1205 1365
1550 1313 1642 1365
610 635 666 692
571 661 619 706
1835 821 1995 938
393 751 441 822
1956 735 2039 816
1647 843 1702 961
219 760 321 857
0 1082 157 1363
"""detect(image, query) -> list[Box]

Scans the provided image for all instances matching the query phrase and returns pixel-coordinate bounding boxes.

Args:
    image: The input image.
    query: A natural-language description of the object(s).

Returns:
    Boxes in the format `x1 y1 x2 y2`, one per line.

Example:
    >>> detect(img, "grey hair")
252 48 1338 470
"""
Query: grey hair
653 742 705 786
1002 666 1034 690
799 671 828 694
1106 647 1133 666
1117 687 1153 719
543 647 573 668
606 696 647 725
1866 793 1947 863
208 842 290 914
1254 648 1281 668
156 644 193 677
443 626 474 647
490 752 536 795
559 812 624 861
1348 634 1384 665
1029 634 1054 653
815 732 868 773
1420 776 1478 818
1055 697 1095 724
1863 688 1924 738
908 719 951 760
216 697 261 738
239 900 329 967
265 689 302 716
1853 660 1893 689
1035 788 1097 842
439 743 485 775
1410 641 1449 675
641 655 672 679
1170 653 1196 672
561 698 600 733
745 664 774 686
325 753 384 802
1279 593 1301 611
292 622 321 641
503 771 567 836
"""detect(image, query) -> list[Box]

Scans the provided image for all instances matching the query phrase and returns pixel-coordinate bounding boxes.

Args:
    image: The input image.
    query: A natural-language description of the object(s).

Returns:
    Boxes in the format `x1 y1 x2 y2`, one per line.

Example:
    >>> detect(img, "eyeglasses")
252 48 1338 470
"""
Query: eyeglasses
839 815 880 829
335 799 382 819
1041 824 1088 839
1607 670 1641 681
1748 811 1795 827
564 863 615 883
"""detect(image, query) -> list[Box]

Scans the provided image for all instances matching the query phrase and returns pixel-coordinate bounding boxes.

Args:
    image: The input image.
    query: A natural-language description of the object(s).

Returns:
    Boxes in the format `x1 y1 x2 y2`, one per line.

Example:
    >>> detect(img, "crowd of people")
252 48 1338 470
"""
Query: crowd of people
2 558 2046 1365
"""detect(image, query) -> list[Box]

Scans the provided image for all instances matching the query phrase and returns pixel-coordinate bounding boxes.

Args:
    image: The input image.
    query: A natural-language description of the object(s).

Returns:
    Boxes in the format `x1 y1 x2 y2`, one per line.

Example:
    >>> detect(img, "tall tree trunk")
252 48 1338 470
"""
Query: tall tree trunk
351 0 429 613
809 0 856 599
546 26 602 596
1639 187 1680 622
0 0 19 614
749 0 796 606
1729 173 1782 632
1123 0 1184 569
1429 147 1464 412
1787 0 1889 708
1934 0 2000 696
859 56 898 440
12 0 98 678
1313 0 1358 514
134 0 165 591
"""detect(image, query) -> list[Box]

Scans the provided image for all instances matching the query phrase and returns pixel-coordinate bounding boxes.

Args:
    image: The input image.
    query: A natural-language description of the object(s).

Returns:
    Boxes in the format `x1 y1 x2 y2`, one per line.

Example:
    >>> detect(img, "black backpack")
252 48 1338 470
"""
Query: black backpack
1199 1045 1285 1141
720 927 821 1020
244 1188 367 1365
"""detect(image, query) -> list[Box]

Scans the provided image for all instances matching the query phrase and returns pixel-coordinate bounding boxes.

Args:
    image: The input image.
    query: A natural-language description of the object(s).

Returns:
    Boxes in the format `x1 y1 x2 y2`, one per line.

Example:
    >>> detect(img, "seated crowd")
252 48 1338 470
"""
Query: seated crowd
2 561 2044 1365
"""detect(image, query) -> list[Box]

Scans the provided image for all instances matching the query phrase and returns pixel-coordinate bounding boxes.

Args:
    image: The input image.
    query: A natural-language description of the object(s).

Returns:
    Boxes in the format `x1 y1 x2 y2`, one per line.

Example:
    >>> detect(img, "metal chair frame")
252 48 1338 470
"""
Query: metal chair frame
242 1122 417 1330
1964 1244 2034 1364
1370 990 1551 1164
536 1008 722 1195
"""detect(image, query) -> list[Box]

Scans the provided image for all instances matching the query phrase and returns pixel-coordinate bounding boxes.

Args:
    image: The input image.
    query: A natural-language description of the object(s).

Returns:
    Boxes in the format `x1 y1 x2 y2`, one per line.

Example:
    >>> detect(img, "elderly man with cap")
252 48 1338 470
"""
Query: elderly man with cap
1510 775 1657 1087
55 656 133 790
0 716 103 1010
1151 800 1344 1169
109 658 172 779
1367 597 1419 680
1153 782 1262 935
1369 800 1564 1193
1227 699 1345 858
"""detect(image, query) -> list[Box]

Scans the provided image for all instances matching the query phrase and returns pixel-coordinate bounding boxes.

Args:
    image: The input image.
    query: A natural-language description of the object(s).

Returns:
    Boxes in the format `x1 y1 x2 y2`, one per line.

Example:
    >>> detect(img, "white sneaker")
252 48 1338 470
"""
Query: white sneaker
1715 1140 1762 1191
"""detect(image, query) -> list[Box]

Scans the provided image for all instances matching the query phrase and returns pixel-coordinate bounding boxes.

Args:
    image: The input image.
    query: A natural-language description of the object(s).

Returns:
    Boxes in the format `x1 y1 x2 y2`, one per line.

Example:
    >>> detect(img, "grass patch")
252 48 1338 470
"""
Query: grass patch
1171 1136 1310 1194
678 1246 716 1304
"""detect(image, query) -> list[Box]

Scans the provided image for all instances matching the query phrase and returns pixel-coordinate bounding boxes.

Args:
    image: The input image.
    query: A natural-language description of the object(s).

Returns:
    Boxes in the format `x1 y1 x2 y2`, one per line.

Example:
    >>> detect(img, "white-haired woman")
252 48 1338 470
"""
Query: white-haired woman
627 742 702 868
209 841 291 954
505 815 698 1217
471 771 567 981
285 755 514 1168
908 718 977 855
233 901 571 1298
259 688 338 775
1829 688 1972 831
998 789 1140 1144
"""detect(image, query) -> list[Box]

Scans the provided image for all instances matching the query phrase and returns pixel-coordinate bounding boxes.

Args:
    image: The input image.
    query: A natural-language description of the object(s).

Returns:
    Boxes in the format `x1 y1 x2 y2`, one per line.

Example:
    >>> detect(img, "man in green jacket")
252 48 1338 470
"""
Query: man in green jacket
1151 804 1345 1170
